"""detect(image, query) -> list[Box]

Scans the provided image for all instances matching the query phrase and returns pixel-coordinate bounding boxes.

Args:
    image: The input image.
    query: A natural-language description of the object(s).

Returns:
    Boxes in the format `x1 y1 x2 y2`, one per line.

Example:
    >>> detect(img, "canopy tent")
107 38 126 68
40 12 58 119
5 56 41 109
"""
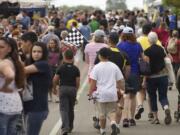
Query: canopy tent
18 0 47 8
152 0 162 6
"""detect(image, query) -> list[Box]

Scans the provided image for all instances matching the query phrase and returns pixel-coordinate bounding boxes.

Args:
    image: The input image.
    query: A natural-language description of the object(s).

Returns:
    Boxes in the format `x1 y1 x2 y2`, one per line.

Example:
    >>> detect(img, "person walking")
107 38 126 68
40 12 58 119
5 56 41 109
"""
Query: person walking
53 49 80 135
23 42 52 135
89 47 125 135
144 32 172 125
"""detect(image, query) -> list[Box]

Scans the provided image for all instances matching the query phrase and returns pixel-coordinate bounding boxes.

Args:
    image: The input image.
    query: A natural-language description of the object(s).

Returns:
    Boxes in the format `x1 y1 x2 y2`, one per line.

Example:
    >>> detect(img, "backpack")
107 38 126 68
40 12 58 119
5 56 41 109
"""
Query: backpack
167 37 178 54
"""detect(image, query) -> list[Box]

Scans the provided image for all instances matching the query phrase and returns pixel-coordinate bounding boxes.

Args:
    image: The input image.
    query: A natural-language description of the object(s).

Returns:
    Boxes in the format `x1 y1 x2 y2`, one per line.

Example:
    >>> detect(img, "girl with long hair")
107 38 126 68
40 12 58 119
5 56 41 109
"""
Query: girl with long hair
23 42 52 135
0 37 25 135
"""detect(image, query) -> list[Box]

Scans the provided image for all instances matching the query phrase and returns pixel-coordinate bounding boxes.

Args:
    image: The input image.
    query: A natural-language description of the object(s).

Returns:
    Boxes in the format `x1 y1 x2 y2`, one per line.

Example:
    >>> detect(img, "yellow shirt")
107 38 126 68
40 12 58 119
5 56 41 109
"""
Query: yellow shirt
66 19 78 30
137 35 162 51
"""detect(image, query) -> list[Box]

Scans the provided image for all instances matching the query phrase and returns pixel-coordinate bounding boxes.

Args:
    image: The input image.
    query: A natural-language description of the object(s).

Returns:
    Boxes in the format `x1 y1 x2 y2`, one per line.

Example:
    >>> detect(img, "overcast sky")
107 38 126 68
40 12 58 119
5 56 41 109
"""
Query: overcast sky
50 0 143 10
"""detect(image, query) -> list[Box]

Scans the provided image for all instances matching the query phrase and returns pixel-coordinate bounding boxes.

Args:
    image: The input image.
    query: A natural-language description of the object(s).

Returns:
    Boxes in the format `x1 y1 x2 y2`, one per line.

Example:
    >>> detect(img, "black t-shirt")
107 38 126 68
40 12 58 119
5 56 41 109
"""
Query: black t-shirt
94 47 130 72
56 63 80 87
144 44 166 74
24 61 52 112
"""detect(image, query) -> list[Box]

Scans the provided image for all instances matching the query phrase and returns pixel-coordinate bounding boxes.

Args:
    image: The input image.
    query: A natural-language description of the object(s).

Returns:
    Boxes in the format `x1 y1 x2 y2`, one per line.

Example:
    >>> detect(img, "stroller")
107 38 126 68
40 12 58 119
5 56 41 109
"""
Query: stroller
174 68 180 122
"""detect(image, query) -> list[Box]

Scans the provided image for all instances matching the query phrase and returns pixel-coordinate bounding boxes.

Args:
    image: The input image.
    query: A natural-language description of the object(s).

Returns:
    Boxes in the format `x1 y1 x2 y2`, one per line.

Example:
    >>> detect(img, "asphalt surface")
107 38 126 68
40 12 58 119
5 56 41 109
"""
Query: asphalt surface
40 51 180 135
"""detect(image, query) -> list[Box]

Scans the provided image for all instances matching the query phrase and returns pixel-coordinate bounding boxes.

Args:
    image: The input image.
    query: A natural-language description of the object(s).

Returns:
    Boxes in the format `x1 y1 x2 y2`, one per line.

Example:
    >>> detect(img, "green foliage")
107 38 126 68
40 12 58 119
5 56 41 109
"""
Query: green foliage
163 0 180 16
106 0 127 11
163 0 180 7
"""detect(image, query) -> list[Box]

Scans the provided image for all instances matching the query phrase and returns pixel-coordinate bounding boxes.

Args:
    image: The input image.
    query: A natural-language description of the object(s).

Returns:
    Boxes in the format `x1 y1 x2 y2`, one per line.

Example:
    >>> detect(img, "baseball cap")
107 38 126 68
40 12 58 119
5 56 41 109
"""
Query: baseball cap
122 27 134 34
94 29 105 38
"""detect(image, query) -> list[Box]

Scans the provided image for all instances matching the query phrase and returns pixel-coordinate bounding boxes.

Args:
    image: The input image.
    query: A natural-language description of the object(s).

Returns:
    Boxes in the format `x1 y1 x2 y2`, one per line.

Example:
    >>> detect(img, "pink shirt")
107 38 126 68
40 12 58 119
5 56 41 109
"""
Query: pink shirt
84 42 108 75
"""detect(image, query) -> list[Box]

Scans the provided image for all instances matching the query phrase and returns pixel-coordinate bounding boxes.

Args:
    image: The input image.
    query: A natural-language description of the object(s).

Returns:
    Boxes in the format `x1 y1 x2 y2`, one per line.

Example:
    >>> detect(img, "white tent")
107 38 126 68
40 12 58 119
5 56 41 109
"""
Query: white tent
152 0 162 6
18 0 47 8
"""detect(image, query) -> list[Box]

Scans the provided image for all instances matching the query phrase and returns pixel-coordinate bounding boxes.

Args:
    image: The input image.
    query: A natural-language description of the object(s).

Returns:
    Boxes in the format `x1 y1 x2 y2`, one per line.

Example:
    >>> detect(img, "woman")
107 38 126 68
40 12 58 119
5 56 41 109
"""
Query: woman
47 38 61 102
144 32 172 125
117 27 143 127
0 37 25 135
23 42 52 135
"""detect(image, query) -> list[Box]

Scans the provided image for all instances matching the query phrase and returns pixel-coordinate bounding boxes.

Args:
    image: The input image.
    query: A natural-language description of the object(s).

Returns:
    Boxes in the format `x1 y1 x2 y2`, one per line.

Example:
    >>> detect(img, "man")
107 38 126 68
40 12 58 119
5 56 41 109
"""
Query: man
53 49 80 135
20 10 31 30
20 31 38 64
89 47 125 135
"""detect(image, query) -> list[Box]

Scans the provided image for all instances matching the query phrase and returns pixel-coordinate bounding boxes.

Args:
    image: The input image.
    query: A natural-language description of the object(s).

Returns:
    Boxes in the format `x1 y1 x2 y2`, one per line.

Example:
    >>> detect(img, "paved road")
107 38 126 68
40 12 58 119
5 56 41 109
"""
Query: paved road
40 51 180 135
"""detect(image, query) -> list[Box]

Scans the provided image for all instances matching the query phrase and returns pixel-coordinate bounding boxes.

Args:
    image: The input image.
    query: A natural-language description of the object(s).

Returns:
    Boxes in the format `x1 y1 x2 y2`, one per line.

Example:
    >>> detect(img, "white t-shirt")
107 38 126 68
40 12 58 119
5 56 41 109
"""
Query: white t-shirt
90 61 124 102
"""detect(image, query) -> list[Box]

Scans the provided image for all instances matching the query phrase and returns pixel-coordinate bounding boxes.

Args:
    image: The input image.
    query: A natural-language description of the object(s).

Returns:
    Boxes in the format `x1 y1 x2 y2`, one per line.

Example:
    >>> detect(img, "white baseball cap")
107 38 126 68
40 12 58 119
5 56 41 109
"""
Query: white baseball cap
122 27 134 34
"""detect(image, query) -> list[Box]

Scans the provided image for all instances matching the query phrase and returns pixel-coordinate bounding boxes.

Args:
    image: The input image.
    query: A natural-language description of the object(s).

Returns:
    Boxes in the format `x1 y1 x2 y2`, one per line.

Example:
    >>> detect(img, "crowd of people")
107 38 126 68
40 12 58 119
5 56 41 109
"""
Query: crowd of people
0 7 179 135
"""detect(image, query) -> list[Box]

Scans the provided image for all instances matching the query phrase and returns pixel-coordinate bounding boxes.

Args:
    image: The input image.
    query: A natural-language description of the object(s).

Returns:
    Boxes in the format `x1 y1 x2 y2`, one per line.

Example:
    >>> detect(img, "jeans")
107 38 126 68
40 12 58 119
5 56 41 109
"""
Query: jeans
25 111 48 135
59 86 77 132
0 113 21 135
147 76 169 112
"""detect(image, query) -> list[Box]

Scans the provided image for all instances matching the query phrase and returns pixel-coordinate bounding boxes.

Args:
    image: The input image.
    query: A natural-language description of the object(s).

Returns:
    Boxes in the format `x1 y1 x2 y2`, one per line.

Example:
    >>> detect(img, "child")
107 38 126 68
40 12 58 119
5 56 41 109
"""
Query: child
47 38 61 102
53 49 80 135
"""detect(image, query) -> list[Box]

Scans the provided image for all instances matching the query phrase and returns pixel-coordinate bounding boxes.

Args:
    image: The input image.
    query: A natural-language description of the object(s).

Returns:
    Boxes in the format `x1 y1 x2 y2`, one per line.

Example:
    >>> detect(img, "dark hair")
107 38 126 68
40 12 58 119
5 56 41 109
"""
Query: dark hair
98 47 111 59
0 37 25 89
30 42 48 63
64 49 74 60
121 33 136 43
21 32 38 44
142 24 152 35
109 32 119 45
48 38 59 53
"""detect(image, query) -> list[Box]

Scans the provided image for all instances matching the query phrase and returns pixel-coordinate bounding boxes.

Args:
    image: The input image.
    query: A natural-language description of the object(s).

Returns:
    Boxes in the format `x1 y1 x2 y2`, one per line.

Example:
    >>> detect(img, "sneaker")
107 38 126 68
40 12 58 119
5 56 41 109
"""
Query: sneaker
111 124 117 135
61 130 68 135
151 118 160 124
93 116 100 130
135 105 144 120
101 131 106 135
148 113 154 121
116 127 120 134
129 119 136 126
164 109 172 125
122 119 129 128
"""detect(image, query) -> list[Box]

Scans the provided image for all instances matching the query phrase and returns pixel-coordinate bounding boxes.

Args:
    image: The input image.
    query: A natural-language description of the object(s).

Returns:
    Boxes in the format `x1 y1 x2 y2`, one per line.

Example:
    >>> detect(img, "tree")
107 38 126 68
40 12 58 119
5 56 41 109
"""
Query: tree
106 0 127 11
163 0 180 16
163 0 180 7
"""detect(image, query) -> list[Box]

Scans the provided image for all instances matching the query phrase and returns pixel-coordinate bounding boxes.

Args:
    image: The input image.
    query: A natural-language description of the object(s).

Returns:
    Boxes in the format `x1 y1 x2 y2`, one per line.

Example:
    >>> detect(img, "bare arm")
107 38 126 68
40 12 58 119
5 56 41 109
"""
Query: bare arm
52 74 60 95
25 64 38 74
117 79 125 91
88 79 96 96
84 53 89 64
0 60 15 92
76 77 80 91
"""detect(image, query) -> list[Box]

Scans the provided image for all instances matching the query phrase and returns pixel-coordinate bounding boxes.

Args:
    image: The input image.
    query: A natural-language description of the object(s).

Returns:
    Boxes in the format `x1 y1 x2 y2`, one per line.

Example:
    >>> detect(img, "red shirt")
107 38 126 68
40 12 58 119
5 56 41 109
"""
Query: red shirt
171 39 180 63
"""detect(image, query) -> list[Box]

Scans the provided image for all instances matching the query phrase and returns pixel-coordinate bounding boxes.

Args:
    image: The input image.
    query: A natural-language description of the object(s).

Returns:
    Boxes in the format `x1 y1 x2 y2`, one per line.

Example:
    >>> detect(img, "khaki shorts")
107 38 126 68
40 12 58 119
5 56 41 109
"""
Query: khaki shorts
97 102 117 118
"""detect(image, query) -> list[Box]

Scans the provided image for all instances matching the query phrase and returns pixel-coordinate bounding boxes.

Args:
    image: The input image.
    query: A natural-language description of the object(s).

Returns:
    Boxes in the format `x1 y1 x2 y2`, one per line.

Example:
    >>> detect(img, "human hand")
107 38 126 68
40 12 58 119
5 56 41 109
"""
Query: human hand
0 87 13 93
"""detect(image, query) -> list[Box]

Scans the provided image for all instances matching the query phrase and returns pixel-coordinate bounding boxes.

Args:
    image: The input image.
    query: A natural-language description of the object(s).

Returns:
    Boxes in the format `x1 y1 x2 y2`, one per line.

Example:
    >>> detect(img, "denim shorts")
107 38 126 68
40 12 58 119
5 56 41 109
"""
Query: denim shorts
125 73 140 94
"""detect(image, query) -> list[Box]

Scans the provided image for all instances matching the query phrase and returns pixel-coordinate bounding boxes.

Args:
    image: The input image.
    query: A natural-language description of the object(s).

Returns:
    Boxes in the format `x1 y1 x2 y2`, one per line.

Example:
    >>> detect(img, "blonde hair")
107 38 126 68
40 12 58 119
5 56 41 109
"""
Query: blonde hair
61 30 69 40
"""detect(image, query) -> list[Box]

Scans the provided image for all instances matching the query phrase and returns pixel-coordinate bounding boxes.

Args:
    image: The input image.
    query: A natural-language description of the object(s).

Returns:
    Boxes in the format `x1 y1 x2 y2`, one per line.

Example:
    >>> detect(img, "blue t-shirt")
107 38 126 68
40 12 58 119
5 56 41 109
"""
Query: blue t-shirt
24 61 52 113
117 41 143 74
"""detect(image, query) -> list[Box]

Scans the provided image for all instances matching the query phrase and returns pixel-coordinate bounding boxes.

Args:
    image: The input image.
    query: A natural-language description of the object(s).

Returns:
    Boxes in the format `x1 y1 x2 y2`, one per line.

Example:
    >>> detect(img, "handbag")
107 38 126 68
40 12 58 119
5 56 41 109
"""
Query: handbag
164 57 176 84
139 58 151 75
22 81 33 102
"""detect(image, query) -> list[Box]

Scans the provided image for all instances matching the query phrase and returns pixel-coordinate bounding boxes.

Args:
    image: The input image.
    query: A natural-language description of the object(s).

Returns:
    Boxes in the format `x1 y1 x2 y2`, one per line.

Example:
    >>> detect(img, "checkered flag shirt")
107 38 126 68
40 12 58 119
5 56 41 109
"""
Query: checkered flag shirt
65 27 85 47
